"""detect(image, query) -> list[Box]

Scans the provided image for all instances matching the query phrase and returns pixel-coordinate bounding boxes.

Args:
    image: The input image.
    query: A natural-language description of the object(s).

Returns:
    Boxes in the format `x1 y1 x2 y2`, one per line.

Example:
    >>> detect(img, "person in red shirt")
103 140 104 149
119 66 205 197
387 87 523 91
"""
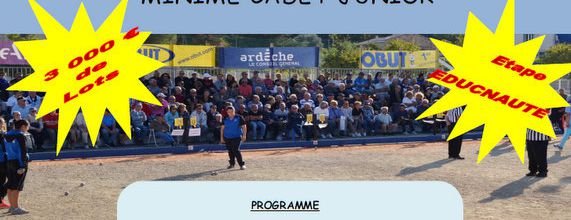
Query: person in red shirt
42 111 59 147
238 79 253 98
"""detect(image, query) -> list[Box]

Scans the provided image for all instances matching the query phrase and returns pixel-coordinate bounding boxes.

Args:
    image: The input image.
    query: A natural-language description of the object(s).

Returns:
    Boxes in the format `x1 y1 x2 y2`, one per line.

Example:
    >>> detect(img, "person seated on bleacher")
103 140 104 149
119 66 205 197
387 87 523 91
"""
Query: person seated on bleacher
246 104 265 141
100 110 119 147
165 105 179 130
8 111 22 131
68 111 91 149
5 91 22 111
351 101 366 137
374 106 397 135
340 100 354 137
286 105 304 140
190 103 208 142
394 104 416 135
42 111 59 147
300 103 318 141
11 97 30 118
314 101 330 139
362 100 375 136
150 115 175 146
26 108 45 151
262 104 273 139
207 105 221 143
328 100 342 138
272 102 289 140
131 103 149 145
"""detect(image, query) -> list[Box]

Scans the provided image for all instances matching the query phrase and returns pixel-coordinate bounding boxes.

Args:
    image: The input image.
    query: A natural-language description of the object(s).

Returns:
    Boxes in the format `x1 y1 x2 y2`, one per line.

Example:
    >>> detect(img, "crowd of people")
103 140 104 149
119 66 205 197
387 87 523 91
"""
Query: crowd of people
0 69 457 151
3 68 569 152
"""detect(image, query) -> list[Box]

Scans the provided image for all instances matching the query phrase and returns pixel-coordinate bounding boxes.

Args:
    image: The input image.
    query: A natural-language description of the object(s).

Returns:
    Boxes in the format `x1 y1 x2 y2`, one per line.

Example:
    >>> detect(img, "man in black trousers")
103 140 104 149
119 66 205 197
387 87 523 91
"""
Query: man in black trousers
446 107 464 160
526 129 549 178
220 106 247 170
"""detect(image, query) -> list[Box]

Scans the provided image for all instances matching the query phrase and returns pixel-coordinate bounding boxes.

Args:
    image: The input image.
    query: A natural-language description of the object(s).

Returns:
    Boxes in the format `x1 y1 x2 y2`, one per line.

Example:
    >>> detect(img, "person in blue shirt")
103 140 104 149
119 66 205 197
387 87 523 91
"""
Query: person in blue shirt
100 110 119 147
4 120 30 215
220 106 247 170
0 118 9 209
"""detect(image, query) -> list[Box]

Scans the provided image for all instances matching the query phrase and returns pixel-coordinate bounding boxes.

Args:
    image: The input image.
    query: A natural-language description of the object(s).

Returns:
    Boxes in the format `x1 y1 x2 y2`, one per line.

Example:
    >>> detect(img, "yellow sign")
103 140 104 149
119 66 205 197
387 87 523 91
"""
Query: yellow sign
360 50 438 69
190 116 197 127
138 44 216 67
9 0 164 155
416 0 571 163
306 114 313 123
319 114 326 123
174 118 183 127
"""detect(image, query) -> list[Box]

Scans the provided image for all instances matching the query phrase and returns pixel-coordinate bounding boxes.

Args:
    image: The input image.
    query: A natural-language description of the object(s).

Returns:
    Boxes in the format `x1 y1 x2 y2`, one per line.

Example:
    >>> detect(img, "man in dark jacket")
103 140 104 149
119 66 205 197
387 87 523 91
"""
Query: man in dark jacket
4 120 30 215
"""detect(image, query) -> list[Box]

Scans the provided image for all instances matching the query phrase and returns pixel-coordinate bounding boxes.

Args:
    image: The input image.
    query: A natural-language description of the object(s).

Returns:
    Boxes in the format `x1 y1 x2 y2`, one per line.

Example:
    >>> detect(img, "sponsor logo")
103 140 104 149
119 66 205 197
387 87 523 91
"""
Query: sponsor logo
0 43 24 62
138 45 175 63
238 49 300 68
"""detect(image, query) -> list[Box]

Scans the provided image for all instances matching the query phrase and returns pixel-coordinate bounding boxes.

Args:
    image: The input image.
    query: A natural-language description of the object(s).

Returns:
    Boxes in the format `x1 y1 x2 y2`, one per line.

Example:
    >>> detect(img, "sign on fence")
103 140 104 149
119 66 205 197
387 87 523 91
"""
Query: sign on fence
219 47 319 69
360 50 438 69
138 44 216 67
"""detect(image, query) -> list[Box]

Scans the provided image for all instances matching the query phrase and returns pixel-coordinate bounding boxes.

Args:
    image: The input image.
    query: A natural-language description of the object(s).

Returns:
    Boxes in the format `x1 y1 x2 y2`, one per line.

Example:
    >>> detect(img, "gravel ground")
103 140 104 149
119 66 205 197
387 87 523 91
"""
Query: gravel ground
0 139 570 220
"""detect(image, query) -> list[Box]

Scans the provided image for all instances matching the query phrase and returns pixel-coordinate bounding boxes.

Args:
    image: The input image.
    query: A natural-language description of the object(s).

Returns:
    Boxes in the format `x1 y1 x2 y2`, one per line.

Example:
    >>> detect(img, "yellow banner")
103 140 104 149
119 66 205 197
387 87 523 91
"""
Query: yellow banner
138 44 216 67
360 50 438 69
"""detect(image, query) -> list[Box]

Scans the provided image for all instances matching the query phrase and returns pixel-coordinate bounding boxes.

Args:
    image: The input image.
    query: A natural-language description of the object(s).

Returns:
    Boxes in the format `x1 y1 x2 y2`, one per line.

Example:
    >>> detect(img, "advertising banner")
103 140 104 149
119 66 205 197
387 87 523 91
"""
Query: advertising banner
138 44 216 67
360 50 438 69
0 40 28 65
219 47 319 69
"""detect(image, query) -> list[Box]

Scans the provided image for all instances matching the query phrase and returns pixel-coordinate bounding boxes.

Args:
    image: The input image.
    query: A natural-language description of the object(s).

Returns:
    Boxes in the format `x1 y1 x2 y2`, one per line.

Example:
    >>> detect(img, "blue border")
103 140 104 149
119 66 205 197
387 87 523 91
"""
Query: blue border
30 132 484 160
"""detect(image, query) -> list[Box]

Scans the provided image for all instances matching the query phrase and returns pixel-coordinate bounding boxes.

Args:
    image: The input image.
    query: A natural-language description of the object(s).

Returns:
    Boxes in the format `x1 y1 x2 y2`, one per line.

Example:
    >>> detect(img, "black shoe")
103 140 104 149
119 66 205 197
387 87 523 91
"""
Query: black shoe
525 172 537 177
227 165 235 169
454 156 465 160
536 172 547 178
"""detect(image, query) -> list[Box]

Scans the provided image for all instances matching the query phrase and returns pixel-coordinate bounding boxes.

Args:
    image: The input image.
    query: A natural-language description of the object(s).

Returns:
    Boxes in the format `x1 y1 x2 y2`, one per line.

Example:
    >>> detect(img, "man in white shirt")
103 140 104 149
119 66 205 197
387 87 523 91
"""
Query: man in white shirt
374 106 396 135
314 101 330 139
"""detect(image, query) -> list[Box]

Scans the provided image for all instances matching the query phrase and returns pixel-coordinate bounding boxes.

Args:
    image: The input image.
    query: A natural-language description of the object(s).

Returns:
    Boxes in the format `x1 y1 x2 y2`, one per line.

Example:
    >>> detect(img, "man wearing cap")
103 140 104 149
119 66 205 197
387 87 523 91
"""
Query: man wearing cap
220 106 247 170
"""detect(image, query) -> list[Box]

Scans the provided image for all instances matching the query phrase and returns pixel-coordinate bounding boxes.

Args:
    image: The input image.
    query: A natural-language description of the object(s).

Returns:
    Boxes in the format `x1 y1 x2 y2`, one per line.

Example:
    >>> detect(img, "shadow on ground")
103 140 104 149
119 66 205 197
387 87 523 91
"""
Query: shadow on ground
397 159 454 176
154 168 239 181
479 177 543 203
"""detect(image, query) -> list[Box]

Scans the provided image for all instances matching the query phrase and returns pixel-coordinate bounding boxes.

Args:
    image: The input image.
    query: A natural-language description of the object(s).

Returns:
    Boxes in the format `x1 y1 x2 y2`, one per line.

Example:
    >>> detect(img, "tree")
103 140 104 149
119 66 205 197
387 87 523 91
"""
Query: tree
275 34 323 47
321 40 360 68
538 44 571 64
6 34 44 41
145 34 177 44
383 39 420 51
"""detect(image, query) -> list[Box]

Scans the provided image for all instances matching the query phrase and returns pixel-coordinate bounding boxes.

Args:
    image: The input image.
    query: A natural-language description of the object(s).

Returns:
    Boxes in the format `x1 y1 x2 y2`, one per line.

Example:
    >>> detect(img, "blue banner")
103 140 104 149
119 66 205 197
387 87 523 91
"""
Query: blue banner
219 47 319 69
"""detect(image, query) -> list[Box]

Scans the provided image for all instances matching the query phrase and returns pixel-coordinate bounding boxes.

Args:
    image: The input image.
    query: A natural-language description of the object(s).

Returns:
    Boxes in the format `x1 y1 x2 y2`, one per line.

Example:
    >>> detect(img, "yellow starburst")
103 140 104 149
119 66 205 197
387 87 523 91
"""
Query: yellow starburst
417 0 571 163
8 0 164 155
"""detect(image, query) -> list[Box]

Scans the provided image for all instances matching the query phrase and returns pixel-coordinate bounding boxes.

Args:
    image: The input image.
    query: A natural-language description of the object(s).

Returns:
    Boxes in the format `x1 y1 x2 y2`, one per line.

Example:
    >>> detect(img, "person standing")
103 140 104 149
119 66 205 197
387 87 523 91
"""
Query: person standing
446 107 464 160
220 106 247 170
0 118 10 209
4 120 30 215
526 129 550 178
554 97 571 151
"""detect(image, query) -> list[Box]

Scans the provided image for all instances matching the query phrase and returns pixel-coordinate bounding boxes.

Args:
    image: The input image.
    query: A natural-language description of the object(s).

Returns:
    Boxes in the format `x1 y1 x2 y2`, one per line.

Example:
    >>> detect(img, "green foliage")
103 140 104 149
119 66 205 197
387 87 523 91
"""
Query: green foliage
538 44 571 64
145 34 177 44
321 40 360 68
6 34 43 41
383 39 420 51
275 34 323 47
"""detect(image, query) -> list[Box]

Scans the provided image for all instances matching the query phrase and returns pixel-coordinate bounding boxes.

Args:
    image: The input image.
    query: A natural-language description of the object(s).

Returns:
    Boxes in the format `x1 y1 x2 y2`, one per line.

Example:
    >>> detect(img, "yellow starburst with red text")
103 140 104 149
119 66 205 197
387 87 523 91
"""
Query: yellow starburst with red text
418 0 571 163
9 0 164 155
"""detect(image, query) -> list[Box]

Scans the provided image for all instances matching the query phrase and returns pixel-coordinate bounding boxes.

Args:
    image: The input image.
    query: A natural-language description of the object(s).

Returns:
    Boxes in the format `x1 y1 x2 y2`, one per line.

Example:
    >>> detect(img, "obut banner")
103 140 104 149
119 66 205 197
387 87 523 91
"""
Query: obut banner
219 47 319 69
360 50 438 69
138 44 216 67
